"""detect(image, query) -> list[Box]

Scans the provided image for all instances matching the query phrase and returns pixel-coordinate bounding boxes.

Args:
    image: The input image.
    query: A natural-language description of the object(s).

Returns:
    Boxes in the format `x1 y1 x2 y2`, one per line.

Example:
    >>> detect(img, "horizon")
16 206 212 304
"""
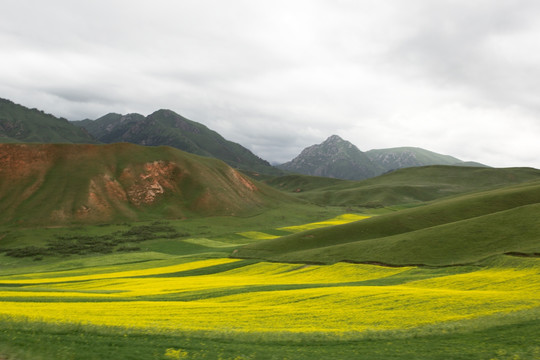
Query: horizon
1 1 540 168
3 95 537 169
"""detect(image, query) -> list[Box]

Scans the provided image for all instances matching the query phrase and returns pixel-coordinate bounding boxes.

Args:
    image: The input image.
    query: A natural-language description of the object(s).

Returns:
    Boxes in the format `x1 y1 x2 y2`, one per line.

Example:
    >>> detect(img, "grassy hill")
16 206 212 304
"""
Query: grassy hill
73 110 281 175
0 143 293 226
234 179 540 266
0 98 97 144
265 165 540 208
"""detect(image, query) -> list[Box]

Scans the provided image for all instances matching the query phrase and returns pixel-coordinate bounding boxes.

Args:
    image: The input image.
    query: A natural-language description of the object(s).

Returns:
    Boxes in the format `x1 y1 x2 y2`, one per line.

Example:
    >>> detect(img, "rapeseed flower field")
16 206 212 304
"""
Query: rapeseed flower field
0 256 538 335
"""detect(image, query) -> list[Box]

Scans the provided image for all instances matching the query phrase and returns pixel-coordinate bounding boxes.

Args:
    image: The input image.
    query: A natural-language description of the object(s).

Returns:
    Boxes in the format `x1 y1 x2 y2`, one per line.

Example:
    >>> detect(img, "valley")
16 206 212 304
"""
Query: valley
0 99 539 359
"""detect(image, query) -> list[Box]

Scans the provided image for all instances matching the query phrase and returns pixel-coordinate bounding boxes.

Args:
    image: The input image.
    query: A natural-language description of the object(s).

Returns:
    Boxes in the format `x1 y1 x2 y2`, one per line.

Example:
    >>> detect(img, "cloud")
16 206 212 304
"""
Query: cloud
1 0 539 168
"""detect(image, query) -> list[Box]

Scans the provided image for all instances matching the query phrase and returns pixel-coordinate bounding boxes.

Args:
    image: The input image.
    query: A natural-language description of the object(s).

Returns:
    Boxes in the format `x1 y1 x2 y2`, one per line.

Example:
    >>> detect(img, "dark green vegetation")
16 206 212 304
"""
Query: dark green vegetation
2 222 190 259
236 176 540 266
278 134 485 180
0 312 538 360
73 110 280 175
0 98 98 144
0 143 293 226
0 203 345 263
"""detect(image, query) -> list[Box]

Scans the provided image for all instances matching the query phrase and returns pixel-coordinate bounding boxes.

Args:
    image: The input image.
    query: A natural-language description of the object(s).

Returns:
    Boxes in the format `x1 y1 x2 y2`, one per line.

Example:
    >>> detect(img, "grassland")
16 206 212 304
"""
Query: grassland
0 206 539 359
1 165 539 359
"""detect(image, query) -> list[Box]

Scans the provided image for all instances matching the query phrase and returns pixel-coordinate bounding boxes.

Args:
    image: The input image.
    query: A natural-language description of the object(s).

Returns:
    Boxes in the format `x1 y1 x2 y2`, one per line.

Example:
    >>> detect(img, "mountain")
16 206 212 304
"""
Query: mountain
0 98 97 144
279 135 486 180
278 135 381 180
0 143 292 226
365 147 484 172
234 179 540 266
73 110 280 175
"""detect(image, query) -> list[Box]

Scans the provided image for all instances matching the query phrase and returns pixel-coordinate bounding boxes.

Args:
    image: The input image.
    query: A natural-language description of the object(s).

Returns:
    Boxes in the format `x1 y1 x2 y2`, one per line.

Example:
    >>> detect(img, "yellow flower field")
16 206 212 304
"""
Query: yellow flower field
0 256 538 335
278 213 370 232
237 213 370 240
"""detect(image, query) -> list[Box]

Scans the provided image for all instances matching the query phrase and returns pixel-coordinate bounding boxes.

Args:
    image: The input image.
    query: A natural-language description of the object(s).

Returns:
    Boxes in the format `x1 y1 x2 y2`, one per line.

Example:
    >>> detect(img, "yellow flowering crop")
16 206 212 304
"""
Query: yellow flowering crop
0 258 238 285
237 231 280 240
278 214 370 232
0 257 538 335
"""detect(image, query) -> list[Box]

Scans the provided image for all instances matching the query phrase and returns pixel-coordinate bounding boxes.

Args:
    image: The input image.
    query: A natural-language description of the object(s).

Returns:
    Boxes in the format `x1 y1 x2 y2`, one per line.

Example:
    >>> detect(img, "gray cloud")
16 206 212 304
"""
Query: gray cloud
1 0 539 168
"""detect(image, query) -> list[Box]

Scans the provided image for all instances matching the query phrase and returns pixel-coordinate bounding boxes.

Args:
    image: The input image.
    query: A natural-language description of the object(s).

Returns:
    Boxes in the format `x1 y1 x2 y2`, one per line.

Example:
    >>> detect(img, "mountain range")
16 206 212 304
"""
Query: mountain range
1 97 488 180
279 134 486 180
72 110 279 175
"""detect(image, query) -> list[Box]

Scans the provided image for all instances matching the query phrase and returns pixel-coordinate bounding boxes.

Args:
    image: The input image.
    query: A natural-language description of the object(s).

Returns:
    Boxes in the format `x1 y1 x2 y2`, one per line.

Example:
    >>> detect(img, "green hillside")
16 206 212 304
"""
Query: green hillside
0 143 293 226
0 98 97 144
234 179 540 266
266 165 540 208
73 109 281 175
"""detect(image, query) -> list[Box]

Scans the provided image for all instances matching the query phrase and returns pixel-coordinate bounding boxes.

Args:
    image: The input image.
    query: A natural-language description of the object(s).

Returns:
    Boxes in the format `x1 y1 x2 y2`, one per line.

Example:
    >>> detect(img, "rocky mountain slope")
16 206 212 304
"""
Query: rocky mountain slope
278 135 381 180
365 147 484 172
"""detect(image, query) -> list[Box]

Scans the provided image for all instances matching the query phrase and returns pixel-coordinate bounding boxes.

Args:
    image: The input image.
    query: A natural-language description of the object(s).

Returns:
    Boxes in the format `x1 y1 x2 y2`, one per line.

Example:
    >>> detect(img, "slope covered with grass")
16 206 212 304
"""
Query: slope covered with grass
266 165 540 208
235 180 540 266
0 143 293 226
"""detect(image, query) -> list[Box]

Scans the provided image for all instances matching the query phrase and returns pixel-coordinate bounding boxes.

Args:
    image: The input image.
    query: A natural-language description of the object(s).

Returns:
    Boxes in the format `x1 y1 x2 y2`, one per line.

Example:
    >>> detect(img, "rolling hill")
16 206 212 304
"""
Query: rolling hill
73 110 280 175
234 179 540 266
0 98 97 144
0 143 293 226
266 165 540 208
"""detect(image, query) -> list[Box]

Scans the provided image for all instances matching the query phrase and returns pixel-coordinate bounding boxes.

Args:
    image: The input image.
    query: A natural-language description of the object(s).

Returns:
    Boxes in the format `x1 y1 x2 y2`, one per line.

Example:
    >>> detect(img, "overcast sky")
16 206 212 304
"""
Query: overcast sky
1 0 540 168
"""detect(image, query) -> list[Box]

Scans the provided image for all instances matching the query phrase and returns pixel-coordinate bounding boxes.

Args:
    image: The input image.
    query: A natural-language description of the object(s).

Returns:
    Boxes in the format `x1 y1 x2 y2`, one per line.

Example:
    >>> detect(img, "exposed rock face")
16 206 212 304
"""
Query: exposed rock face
122 161 177 206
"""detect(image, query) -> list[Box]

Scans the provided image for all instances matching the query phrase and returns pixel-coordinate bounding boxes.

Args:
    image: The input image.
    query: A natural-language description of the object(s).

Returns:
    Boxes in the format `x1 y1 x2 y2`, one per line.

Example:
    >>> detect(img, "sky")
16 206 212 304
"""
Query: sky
1 0 540 168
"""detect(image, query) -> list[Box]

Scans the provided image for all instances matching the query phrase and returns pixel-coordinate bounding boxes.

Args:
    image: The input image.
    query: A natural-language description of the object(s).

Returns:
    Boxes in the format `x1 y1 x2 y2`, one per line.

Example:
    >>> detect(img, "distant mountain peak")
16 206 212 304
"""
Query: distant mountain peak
279 135 379 180
279 136 486 180
325 134 344 142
